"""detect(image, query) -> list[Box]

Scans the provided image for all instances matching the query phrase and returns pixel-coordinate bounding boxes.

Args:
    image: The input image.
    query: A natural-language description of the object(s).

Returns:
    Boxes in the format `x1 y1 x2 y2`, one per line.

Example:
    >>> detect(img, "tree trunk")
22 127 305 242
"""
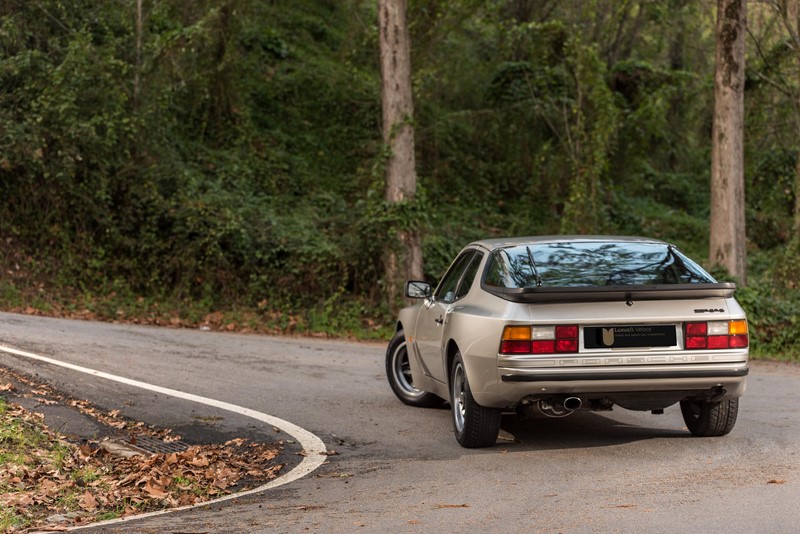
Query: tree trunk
795 140 800 236
134 0 143 109
379 0 422 309
790 0 800 236
710 0 747 284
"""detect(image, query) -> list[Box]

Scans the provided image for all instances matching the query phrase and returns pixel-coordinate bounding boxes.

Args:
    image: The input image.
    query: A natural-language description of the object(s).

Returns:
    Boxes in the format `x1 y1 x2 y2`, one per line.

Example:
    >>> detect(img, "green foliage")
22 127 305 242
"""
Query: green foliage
611 195 709 259
560 36 619 234
747 149 796 249
1 0 380 313
736 279 800 360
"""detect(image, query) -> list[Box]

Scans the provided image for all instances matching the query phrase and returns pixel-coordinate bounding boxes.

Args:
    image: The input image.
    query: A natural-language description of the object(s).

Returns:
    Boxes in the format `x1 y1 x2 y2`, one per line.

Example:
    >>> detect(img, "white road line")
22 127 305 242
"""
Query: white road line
0 344 328 527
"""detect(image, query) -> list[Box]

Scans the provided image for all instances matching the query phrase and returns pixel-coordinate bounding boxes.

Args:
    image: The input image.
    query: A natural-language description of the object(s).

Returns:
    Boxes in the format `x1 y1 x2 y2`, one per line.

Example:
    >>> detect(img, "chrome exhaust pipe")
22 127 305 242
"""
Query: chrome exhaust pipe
564 397 582 411
536 397 582 418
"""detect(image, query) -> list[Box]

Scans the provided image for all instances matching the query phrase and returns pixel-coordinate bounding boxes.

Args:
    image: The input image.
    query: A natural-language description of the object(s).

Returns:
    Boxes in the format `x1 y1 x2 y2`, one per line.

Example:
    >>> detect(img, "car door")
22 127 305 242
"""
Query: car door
414 250 479 384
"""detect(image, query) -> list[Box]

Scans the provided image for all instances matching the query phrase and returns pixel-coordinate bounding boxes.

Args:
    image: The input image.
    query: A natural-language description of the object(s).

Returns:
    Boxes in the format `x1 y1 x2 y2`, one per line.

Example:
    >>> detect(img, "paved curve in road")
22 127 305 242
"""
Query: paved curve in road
1 312 798 533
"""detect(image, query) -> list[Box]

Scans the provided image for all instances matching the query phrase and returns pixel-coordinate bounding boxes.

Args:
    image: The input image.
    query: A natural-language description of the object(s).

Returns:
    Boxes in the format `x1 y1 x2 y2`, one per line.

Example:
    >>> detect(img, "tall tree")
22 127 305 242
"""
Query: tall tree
379 0 423 307
710 0 747 283
774 0 800 236
134 0 143 108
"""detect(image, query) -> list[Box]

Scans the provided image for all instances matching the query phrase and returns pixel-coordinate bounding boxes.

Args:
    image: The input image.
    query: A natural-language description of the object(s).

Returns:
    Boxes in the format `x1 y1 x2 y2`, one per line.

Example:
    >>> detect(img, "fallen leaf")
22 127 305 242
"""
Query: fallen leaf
767 479 786 485
0 383 13 391
189 456 210 467
79 491 98 510
144 480 169 499
0 384 285 529
16 494 34 506
434 503 469 509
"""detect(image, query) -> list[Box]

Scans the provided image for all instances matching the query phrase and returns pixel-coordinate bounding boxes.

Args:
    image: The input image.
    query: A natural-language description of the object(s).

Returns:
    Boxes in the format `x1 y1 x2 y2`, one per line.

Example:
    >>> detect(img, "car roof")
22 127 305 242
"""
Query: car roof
469 235 671 252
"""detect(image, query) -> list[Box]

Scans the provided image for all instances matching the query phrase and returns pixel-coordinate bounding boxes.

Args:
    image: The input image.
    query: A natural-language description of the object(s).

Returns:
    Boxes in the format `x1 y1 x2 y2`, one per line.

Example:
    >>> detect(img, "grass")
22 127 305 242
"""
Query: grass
0 398 67 530
0 506 28 533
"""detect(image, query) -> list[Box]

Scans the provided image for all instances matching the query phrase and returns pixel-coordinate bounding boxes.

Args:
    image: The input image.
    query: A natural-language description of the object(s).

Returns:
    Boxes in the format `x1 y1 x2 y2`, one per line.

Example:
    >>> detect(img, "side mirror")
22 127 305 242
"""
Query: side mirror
405 280 432 299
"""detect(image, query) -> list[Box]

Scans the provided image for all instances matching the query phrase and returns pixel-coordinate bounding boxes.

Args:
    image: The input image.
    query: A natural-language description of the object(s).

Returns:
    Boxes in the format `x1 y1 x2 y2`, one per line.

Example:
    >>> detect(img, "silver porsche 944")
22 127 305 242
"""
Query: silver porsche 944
386 236 749 448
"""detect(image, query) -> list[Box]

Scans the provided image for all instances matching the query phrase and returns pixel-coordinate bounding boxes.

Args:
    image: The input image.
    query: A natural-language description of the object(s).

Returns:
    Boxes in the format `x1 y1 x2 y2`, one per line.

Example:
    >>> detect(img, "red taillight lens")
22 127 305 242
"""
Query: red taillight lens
686 336 707 349
556 339 579 353
729 335 748 348
707 335 729 349
501 340 533 354
532 340 555 354
685 321 748 350
556 325 578 339
685 322 707 336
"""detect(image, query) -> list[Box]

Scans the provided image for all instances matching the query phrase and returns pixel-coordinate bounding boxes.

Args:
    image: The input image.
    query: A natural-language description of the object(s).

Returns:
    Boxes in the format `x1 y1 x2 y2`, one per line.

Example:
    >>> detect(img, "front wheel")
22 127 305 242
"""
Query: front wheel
680 398 739 437
450 352 501 448
386 330 441 407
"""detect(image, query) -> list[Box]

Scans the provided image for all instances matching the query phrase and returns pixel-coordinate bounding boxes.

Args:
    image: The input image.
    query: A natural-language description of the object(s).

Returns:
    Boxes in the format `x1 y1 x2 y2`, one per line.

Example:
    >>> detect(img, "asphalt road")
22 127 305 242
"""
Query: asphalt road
1 311 798 533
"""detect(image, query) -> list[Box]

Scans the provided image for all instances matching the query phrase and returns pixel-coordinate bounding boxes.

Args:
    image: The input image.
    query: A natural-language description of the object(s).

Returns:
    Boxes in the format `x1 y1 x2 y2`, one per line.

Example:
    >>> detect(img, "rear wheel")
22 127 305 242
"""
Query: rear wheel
450 352 501 448
386 330 440 407
680 398 739 436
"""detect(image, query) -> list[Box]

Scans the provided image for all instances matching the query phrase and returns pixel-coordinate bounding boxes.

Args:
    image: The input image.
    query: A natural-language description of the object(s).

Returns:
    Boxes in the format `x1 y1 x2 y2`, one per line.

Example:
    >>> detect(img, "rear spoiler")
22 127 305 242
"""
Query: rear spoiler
483 283 737 304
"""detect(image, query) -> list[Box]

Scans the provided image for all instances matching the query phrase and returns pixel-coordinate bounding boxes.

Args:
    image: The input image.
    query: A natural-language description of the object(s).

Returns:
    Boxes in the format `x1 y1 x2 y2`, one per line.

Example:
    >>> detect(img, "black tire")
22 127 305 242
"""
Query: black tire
680 398 739 437
386 330 441 407
450 352 501 448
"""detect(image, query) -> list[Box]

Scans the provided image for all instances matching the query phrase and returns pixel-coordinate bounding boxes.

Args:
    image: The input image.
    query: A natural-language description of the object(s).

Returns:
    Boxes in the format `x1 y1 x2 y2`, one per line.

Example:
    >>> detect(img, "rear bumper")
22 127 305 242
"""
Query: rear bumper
501 367 749 382
468 359 749 408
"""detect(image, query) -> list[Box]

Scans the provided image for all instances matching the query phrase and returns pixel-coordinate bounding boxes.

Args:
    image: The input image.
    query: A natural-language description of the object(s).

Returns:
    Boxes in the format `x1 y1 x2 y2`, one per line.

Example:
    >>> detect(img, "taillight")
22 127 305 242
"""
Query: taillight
684 320 748 350
501 325 578 355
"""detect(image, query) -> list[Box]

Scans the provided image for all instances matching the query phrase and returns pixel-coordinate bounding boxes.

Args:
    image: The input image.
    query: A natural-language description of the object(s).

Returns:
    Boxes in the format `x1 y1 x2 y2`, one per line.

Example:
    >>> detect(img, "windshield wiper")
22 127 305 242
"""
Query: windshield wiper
526 246 542 287
666 244 704 282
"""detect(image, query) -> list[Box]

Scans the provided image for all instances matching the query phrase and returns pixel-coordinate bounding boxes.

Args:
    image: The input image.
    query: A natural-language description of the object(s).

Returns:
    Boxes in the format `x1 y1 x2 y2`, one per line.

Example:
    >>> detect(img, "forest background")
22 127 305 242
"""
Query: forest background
0 0 798 360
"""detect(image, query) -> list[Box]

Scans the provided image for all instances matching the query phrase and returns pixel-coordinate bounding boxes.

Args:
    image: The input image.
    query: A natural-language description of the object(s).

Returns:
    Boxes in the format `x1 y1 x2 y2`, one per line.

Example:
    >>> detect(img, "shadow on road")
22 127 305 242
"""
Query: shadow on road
497 410 688 451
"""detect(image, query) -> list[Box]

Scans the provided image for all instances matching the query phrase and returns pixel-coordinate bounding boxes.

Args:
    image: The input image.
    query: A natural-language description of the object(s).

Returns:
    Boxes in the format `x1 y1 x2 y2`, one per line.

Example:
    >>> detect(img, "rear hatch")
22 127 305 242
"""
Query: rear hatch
486 239 748 360
498 297 748 368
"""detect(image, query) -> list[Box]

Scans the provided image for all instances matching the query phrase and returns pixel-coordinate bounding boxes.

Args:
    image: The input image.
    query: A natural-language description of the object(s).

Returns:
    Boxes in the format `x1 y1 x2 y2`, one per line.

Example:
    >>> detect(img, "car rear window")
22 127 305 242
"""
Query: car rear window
483 242 715 289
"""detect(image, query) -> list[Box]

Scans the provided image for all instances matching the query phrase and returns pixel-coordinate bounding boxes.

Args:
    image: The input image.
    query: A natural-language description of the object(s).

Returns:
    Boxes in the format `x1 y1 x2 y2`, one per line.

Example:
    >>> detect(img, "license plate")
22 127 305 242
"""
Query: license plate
584 325 676 349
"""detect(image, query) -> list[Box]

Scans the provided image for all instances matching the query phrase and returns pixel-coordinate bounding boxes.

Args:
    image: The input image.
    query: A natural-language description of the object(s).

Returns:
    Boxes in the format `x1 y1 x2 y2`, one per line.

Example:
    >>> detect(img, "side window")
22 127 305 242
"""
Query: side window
484 250 510 288
434 251 475 304
454 252 483 300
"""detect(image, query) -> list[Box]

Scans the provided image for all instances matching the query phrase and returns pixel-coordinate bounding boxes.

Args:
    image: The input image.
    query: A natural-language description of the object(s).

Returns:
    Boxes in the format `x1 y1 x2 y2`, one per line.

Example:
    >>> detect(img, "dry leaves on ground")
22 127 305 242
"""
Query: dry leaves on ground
0 367 286 532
